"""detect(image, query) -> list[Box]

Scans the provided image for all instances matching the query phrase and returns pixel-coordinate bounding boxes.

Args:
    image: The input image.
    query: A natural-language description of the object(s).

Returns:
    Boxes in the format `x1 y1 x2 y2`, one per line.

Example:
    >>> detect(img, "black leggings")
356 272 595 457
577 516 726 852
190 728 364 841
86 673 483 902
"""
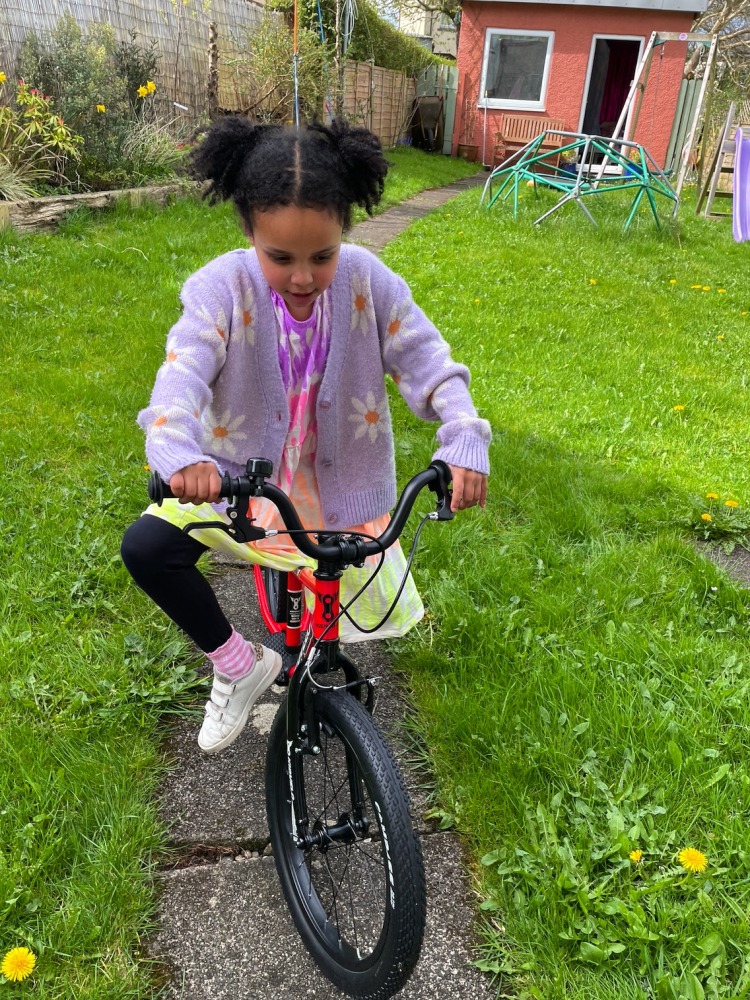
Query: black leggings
121 514 232 653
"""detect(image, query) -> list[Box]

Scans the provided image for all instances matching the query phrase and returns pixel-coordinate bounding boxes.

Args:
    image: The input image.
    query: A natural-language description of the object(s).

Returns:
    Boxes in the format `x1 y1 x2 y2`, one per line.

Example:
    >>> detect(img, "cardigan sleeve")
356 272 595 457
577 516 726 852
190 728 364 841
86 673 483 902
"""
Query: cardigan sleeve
137 269 231 480
371 261 492 475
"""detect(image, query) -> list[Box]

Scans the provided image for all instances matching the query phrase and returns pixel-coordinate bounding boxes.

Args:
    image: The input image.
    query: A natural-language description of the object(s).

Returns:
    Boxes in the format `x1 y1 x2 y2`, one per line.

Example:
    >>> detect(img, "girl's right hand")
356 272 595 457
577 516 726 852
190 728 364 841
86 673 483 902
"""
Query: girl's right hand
169 462 222 505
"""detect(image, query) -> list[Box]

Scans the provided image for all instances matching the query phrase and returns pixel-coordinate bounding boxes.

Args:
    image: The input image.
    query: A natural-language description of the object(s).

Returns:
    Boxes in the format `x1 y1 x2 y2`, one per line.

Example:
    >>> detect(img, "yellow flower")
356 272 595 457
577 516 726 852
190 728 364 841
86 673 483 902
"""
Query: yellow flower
137 85 148 98
673 404 685 412
717 334 725 340
669 279 677 285
144 464 151 471
743 311 749 317
629 849 643 863
1 947 36 982
705 492 719 500
701 513 712 522
0 72 6 84
678 847 708 873
691 284 702 289
473 298 481 303
589 278 598 285
96 103 106 112
146 80 156 93
725 500 739 508
703 286 711 291
718 288 726 294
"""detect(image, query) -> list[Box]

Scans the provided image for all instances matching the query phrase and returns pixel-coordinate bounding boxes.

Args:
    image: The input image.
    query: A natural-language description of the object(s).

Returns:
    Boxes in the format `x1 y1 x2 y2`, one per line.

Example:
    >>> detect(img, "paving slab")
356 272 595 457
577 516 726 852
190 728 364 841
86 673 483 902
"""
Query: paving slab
151 833 492 1000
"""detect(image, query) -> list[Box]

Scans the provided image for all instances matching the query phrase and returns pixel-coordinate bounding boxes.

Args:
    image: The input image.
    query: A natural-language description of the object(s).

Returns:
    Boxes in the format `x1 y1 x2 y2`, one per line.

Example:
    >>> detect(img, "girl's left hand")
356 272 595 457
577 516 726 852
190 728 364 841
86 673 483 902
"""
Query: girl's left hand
448 465 488 512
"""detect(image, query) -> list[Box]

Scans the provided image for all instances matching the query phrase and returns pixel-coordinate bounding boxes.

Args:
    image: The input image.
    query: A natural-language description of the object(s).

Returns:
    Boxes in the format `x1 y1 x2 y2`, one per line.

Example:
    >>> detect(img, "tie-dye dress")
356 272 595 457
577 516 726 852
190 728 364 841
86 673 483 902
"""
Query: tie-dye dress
145 287 424 643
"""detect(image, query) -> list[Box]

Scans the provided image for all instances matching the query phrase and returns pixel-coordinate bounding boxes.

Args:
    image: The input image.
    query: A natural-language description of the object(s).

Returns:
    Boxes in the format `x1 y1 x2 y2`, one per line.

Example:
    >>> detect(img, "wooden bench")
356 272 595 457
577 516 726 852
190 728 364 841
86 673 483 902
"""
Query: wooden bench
494 115 566 167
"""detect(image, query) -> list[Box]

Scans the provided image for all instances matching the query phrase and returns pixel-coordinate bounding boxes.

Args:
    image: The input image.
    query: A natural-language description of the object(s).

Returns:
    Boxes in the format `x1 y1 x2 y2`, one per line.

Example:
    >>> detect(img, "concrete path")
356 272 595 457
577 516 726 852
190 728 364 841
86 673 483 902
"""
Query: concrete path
149 172 495 999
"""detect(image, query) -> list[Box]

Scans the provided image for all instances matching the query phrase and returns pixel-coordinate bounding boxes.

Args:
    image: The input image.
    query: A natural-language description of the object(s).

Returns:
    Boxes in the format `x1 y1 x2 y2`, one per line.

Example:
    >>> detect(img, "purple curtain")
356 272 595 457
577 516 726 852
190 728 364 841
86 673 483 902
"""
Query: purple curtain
600 41 638 126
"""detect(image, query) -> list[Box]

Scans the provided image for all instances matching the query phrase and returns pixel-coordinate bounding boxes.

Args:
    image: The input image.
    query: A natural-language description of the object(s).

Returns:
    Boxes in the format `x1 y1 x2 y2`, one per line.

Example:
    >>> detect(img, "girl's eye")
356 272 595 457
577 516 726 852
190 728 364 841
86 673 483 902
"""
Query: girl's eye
314 255 332 263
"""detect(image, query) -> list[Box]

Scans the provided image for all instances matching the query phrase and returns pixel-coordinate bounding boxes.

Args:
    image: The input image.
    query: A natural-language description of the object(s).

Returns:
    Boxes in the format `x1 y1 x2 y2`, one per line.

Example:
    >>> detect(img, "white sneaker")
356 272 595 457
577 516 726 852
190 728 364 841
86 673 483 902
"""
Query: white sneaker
198 644 282 754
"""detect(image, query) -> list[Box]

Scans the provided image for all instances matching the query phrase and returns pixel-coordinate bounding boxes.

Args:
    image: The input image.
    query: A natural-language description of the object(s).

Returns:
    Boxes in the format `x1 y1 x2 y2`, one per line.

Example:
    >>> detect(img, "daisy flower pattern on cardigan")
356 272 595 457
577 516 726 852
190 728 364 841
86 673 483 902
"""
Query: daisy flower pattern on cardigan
383 298 418 354
159 339 203 379
202 408 247 458
349 391 388 443
234 286 257 347
193 302 229 353
350 273 375 334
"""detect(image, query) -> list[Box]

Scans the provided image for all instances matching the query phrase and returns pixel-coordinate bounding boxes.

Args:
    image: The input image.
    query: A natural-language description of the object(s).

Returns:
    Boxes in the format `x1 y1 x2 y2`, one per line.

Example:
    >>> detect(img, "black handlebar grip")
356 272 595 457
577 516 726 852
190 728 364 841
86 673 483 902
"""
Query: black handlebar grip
147 472 175 505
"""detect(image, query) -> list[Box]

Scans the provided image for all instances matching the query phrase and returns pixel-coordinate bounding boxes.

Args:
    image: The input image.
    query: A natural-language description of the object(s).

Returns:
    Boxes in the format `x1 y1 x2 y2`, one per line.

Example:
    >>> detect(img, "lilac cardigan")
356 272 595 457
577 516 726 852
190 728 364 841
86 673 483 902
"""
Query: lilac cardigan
138 244 491 527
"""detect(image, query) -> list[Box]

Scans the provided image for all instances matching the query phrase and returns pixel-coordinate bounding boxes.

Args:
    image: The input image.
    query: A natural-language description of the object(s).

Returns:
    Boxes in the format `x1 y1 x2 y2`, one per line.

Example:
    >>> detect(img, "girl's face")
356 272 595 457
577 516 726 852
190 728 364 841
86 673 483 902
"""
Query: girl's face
250 205 343 321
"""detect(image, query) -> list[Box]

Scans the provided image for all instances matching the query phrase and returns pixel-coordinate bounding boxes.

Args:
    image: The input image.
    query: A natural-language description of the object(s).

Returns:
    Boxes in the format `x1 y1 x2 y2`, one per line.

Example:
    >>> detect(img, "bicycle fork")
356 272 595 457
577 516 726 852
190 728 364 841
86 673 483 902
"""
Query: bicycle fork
284 566 377 851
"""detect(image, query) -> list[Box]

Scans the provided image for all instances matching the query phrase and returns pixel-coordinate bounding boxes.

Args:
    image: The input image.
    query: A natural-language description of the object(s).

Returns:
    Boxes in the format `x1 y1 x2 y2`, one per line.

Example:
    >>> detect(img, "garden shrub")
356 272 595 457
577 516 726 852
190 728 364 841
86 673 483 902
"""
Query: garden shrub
0 78 82 199
226 14 326 123
17 14 177 190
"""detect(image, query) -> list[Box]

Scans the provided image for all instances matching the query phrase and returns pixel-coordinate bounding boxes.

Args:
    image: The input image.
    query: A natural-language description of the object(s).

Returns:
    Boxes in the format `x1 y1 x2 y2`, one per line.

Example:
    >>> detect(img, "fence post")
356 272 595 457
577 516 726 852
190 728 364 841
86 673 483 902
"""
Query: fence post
207 22 219 120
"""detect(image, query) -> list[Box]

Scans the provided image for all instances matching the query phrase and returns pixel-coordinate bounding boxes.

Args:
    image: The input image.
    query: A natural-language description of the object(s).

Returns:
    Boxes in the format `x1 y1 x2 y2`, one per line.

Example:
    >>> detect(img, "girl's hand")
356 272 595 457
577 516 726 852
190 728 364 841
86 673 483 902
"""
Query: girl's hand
448 465 488 513
170 462 222 505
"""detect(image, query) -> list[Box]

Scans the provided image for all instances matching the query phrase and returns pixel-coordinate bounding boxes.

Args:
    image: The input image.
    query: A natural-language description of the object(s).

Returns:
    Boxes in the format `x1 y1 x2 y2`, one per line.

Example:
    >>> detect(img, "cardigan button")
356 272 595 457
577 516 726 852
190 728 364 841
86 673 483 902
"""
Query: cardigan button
327 514 338 524
320 400 331 410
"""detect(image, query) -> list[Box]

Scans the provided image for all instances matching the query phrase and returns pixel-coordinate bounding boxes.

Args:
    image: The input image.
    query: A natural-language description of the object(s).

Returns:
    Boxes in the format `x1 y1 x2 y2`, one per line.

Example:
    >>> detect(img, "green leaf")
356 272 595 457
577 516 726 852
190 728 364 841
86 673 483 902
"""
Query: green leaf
579 942 607 965
667 740 682 768
706 763 731 787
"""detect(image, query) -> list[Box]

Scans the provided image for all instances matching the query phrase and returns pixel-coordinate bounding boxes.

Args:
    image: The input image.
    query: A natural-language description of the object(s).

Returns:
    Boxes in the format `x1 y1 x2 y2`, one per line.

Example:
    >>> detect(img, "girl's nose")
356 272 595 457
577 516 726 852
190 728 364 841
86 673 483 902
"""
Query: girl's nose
291 267 313 289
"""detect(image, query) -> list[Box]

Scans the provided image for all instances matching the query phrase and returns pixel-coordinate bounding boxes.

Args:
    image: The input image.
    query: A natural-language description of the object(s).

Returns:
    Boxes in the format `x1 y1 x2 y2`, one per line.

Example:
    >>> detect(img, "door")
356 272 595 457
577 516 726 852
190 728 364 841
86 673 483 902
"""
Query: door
580 37 642 137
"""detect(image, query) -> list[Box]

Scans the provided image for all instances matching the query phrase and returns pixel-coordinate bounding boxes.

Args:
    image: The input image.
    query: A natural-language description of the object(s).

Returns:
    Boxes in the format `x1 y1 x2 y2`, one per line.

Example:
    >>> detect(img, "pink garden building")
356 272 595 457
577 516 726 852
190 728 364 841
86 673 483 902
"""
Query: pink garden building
453 0 708 168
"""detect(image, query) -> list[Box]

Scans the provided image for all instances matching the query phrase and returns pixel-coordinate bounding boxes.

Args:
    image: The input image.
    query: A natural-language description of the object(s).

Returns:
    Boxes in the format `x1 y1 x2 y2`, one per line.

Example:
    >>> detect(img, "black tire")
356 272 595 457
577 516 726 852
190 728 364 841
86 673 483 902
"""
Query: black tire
261 567 287 624
266 691 426 1000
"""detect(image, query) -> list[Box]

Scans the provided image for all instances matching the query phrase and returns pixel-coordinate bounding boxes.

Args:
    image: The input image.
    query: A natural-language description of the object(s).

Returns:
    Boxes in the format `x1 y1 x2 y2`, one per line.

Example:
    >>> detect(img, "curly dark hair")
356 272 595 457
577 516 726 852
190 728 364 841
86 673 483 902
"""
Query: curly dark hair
188 117 389 231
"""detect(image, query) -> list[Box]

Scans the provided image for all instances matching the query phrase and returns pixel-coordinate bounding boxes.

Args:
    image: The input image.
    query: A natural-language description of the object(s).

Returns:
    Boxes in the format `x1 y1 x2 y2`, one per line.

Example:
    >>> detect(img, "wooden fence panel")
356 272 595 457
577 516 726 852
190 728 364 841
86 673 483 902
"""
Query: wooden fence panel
342 60 415 147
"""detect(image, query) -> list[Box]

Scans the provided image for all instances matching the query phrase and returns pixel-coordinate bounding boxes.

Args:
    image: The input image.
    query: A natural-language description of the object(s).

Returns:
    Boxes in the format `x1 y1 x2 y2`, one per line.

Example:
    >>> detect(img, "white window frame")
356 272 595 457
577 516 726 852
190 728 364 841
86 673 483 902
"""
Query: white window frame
479 28 555 112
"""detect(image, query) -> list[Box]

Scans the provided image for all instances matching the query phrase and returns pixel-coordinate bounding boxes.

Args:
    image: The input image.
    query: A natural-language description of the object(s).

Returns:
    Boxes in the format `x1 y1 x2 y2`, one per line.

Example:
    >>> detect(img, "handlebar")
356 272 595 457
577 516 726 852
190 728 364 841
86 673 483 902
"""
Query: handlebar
148 458 453 565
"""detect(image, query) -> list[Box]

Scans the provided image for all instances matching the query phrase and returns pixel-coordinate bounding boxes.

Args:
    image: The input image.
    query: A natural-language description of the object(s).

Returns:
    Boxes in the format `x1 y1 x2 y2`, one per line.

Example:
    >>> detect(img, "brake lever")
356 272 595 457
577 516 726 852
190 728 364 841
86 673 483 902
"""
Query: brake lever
184 493 267 543
428 460 455 521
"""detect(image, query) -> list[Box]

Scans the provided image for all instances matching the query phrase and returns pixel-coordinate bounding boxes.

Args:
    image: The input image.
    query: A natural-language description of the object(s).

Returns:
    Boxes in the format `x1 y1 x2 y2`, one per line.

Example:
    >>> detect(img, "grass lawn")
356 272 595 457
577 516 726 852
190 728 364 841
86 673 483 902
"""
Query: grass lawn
383 186 750 999
0 148 479 998
2 153 749 999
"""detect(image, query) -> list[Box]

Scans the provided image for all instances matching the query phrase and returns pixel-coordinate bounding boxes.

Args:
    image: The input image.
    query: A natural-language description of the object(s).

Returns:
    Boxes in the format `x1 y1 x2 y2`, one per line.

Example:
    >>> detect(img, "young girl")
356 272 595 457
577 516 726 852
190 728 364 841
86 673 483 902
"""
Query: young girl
121 117 491 755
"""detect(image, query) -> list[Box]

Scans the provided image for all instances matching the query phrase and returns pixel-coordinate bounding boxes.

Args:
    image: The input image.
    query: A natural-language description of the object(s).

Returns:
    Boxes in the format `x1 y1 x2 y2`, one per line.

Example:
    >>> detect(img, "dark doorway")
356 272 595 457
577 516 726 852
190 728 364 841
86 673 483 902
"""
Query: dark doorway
582 38 641 137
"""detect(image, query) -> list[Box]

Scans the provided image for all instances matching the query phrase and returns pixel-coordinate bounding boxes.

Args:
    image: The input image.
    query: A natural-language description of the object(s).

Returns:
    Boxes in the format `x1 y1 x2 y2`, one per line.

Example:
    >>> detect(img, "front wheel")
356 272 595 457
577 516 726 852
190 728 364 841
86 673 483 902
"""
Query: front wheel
266 691 426 1000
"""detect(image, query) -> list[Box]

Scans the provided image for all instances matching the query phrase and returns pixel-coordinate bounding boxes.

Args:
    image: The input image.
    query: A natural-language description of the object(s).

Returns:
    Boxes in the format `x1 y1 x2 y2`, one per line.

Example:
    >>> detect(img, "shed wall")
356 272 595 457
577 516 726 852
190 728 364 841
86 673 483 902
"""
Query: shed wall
456 2 696 167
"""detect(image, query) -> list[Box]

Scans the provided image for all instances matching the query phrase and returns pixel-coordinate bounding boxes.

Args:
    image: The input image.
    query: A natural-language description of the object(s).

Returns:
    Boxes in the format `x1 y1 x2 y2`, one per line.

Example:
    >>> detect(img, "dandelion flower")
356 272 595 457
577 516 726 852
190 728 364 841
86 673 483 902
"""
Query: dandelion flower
0 72 6 84
589 278 598 285
96 103 106 112
717 334 725 340
718 288 726 294
705 493 719 500
146 80 156 93
678 847 708 873
669 279 677 284
473 298 481 303
742 311 748 317
725 500 739 508
144 464 150 471
137 85 148 98
1 947 36 982
673 404 685 412
629 849 643 863
691 284 703 289
701 513 712 522
703 286 711 291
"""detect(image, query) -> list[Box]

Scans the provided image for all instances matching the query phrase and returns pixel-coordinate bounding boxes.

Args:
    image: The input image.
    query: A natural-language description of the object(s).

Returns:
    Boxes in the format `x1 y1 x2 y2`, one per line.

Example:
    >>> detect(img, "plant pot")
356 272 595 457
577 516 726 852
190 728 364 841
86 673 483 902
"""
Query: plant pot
457 143 479 163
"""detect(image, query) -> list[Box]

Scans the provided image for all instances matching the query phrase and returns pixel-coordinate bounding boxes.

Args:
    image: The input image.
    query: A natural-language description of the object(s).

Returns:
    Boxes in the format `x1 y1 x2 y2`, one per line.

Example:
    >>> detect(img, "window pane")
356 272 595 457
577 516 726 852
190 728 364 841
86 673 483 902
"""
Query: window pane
486 35 549 102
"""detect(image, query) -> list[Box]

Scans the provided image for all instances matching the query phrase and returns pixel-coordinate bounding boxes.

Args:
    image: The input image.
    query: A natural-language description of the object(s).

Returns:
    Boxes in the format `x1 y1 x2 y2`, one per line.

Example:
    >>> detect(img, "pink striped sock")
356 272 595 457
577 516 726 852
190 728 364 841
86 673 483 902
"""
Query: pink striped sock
208 628 257 681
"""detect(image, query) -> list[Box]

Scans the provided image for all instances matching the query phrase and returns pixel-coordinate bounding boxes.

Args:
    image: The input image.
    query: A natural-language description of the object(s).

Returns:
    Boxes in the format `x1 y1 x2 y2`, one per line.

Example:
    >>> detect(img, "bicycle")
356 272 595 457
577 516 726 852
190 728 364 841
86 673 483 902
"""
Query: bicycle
148 457 454 1000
